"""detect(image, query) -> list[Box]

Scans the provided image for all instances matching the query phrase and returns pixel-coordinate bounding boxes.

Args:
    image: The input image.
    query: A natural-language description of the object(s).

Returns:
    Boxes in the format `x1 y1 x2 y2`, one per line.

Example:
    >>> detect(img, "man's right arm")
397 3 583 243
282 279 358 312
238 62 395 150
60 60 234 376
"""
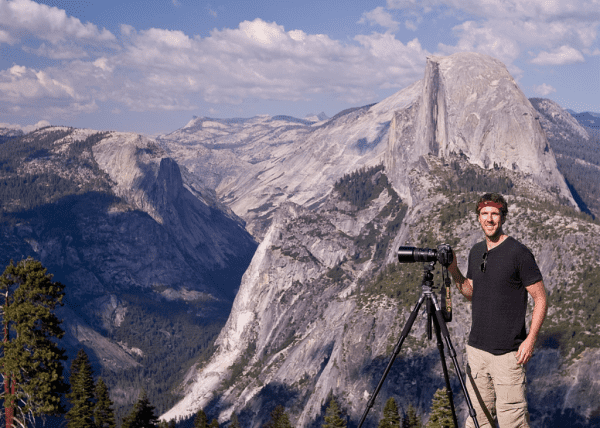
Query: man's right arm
448 251 473 301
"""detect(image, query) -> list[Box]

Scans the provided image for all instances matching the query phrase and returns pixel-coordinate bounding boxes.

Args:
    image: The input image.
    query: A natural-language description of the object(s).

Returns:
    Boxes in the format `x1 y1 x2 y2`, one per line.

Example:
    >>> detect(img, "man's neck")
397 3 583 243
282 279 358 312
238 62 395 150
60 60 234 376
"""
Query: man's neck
486 231 507 250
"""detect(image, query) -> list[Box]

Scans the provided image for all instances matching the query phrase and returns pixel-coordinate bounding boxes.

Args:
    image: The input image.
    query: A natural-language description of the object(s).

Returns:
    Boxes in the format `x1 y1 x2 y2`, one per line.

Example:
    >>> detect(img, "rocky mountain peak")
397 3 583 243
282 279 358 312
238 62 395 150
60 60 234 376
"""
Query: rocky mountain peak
385 52 575 207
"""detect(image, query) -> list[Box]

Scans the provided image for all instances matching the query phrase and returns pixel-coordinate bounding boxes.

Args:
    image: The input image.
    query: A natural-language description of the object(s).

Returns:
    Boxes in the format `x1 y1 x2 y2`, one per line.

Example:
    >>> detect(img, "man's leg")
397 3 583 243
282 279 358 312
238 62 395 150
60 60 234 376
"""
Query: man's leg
492 351 530 428
465 345 497 428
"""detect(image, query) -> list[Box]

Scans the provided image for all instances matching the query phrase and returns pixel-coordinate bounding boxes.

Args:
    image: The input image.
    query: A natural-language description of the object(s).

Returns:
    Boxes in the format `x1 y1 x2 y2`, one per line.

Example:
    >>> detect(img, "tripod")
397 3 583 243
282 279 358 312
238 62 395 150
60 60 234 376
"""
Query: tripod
357 261 480 428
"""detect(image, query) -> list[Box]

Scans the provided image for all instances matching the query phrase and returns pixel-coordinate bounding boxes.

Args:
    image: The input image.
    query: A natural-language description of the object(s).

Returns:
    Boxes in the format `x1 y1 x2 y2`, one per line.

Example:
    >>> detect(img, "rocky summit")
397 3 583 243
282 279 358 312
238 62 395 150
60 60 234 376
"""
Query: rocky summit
160 53 599 427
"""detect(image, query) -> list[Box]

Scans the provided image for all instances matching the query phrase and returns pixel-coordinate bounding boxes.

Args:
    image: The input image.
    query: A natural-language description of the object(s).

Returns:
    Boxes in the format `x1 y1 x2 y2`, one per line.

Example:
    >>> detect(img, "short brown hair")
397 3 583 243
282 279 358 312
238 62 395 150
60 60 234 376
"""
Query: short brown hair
476 193 508 218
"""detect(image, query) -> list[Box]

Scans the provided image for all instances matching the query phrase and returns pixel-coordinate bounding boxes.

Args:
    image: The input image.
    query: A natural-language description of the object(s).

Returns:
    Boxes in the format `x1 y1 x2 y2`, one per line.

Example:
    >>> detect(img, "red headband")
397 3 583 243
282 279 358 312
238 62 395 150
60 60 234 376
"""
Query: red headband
478 201 503 212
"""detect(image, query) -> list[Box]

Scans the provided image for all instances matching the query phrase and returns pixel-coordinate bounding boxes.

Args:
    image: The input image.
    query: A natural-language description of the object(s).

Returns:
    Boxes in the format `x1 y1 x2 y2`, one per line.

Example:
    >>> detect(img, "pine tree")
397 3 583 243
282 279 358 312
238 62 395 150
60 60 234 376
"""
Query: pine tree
263 405 292 428
378 397 401 428
426 389 453 428
195 408 209 428
0 258 68 428
323 397 346 428
403 404 422 428
94 377 116 428
210 419 220 428
66 349 96 428
122 390 159 428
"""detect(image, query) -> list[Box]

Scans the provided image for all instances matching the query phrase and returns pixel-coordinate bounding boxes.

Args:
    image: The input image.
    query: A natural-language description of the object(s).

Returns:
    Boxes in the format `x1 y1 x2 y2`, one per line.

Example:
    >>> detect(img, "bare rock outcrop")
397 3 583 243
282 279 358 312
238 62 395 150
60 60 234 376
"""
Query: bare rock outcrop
385 52 575 206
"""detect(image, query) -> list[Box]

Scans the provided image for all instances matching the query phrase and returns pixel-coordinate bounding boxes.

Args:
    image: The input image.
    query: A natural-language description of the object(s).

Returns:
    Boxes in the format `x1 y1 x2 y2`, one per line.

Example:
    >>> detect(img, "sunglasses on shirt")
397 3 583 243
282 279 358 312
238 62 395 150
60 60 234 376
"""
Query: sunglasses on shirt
481 252 488 273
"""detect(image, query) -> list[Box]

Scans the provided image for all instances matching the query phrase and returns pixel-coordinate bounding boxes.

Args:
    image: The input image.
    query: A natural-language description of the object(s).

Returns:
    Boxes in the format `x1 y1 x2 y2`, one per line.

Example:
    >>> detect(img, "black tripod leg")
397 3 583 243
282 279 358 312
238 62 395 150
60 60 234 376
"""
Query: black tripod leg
433 306 481 428
431 309 459 428
357 294 426 428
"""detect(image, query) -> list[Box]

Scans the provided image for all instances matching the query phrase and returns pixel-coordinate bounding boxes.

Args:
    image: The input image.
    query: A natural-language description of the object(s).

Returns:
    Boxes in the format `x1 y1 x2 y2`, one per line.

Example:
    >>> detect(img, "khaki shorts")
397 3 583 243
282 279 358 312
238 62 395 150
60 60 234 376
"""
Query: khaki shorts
465 345 530 428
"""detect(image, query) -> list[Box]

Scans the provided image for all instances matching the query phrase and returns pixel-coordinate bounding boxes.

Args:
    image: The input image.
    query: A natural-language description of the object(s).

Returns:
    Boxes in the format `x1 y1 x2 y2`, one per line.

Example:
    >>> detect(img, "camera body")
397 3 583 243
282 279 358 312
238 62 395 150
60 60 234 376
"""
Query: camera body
397 244 453 267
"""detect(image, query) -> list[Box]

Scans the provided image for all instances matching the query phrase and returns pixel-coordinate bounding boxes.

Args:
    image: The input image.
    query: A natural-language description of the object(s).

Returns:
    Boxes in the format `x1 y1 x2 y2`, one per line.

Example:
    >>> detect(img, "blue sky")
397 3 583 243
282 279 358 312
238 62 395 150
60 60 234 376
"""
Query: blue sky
1 0 599 135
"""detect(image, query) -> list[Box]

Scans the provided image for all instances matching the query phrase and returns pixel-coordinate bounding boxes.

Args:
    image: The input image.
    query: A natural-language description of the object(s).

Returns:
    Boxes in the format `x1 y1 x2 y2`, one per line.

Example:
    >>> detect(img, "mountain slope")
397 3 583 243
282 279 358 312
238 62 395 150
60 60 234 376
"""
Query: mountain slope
530 98 600 219
161 53 598 427
159 82 422 239
0 127 257 415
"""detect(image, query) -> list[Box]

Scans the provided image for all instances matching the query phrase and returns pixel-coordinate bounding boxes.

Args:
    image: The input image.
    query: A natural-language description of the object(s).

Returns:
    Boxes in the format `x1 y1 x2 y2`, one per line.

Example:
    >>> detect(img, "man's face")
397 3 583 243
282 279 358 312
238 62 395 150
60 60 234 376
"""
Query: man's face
478 206 504 239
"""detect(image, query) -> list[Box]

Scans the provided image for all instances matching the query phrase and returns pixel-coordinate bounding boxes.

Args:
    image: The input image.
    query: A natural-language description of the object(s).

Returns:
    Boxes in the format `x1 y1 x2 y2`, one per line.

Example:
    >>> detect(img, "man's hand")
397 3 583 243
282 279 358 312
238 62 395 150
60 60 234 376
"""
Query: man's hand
516 337 535 365
516 280 547 365
447 249 473 301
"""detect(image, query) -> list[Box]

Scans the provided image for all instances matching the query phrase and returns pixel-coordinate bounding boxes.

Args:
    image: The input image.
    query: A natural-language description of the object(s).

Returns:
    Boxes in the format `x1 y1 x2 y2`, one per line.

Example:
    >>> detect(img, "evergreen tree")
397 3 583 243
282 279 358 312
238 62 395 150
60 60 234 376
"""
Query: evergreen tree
322 397 346 428
66 349 96 428
94 377 116 428
378 397 401 428
263 405 292 428
426 389 453 428
0 258 68 428
194 408 208 428
403 404 421 428
210 419 220 428
122 390 159 428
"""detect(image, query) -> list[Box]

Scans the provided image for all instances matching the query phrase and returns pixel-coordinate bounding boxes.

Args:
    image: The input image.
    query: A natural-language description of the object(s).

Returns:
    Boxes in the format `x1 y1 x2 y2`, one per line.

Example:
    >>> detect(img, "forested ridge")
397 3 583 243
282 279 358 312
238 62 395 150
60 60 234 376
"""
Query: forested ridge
0 128 113 214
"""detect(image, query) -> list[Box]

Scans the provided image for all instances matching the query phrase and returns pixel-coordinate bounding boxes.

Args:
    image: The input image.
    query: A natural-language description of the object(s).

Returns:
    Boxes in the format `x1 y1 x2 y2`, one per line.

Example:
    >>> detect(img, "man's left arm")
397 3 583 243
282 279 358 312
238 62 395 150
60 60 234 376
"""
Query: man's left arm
516 280 548 365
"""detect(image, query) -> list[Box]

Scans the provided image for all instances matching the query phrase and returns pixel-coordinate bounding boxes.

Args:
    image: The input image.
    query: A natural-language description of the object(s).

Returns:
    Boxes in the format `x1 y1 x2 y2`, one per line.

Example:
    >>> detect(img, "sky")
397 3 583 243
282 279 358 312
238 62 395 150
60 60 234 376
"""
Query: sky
0 0 599 135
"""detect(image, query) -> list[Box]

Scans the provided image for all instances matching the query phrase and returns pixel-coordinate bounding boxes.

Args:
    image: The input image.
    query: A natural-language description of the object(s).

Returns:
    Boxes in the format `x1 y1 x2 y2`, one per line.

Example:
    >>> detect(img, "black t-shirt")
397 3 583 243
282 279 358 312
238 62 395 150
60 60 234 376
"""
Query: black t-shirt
466 236 543 355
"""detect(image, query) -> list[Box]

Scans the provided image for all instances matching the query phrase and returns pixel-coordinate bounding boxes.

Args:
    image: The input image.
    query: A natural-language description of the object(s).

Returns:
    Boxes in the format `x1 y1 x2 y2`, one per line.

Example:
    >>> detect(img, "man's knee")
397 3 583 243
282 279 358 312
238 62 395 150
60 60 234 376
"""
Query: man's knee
495 382 530 427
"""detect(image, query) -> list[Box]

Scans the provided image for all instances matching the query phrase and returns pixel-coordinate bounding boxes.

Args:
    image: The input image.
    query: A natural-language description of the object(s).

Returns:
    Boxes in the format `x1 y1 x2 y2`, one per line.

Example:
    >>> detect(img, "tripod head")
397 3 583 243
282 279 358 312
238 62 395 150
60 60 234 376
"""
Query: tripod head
419 260 452 322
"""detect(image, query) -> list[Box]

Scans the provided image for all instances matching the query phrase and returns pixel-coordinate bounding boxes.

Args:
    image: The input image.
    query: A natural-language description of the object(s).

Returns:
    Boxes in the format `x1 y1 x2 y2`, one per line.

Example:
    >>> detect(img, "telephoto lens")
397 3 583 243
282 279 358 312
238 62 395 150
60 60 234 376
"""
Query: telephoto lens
397 246 438 263
397 245 453 266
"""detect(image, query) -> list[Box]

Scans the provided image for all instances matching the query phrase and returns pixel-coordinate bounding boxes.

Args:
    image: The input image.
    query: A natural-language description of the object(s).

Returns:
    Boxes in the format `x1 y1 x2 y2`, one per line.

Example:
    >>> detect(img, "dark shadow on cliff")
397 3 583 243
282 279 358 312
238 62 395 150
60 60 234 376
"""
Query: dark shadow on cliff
0 190 256 419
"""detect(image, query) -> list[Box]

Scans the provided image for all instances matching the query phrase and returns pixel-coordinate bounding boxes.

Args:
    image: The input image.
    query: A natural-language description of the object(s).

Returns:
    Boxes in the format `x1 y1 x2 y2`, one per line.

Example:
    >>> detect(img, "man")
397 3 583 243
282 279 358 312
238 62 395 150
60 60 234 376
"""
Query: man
447 193 547 428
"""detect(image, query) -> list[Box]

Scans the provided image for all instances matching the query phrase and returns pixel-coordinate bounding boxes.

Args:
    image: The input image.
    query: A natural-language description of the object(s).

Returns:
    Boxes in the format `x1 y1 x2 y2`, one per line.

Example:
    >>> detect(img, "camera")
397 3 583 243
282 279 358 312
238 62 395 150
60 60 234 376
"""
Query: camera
397 244 453 267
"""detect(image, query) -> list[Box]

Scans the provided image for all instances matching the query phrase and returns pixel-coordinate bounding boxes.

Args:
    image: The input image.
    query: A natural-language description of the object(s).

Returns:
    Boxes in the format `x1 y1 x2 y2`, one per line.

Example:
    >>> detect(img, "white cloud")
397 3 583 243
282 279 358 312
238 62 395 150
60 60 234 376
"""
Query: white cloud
533 83 557 96
207 7 217 18
531 46 585 65
0 65 78 100
0 120 51 133
2 0 599 125
389 0 600 68
93 57 114 72
107 18 429 109
0 63 95 119
438 21 521 66
0 0 115 44
358 7 400 33
22 42 89 59
0 28 16 44
405 20 418 31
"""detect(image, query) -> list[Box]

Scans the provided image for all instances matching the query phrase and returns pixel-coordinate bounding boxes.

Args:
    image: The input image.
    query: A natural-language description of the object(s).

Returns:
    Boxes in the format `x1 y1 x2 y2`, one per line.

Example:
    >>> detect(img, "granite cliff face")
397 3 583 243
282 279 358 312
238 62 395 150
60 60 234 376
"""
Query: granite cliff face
385 53 574 206
161 53 599 427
